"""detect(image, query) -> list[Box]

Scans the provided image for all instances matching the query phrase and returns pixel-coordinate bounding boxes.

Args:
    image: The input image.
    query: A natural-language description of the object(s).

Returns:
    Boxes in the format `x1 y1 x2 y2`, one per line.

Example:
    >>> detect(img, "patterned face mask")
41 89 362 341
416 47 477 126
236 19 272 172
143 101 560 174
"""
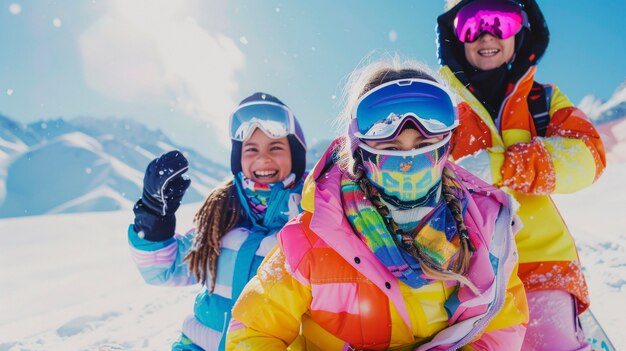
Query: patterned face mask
358 133 451 208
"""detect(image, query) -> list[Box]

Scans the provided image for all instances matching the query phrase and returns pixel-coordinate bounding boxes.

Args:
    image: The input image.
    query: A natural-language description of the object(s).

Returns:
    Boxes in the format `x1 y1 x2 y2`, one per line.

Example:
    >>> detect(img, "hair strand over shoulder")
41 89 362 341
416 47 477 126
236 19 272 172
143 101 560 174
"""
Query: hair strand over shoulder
184 178 243 292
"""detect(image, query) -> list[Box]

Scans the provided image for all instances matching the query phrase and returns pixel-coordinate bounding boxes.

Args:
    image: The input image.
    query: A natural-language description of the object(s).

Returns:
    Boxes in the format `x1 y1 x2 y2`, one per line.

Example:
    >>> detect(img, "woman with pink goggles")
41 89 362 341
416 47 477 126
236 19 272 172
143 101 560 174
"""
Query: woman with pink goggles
437 1 606 350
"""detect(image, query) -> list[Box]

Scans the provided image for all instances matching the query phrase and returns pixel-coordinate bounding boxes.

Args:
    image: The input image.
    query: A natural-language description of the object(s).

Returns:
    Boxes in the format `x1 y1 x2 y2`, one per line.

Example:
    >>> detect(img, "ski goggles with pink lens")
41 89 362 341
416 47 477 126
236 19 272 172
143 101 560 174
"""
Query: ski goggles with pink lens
229 101 300 144
454 0 529 43
351 79 458 141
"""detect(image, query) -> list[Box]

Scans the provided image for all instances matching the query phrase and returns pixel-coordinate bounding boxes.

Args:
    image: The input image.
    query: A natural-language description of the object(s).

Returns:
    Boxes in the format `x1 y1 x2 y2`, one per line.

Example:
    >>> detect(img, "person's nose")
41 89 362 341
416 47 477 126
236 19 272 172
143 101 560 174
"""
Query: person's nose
256 151 272 163
478 32 496 42
399 140 416 151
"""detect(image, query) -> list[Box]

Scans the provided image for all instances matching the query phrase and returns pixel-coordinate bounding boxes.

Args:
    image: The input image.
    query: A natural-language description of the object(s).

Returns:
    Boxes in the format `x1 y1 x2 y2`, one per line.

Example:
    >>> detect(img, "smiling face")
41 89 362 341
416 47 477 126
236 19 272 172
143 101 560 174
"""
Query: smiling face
464 33 515 71
241 128 292 184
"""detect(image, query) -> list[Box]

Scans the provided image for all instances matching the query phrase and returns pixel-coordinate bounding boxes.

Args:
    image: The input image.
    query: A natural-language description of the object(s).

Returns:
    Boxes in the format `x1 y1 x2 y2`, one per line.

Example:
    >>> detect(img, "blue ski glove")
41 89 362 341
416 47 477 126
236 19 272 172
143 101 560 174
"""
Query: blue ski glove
133 150 192 242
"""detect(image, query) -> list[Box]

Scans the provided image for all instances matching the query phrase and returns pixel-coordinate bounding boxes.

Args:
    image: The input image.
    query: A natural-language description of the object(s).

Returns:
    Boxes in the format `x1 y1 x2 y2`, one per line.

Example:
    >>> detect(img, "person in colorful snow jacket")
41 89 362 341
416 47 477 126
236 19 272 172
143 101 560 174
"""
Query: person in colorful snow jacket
436 0 606 349
226 59 528 351
128 92 307 350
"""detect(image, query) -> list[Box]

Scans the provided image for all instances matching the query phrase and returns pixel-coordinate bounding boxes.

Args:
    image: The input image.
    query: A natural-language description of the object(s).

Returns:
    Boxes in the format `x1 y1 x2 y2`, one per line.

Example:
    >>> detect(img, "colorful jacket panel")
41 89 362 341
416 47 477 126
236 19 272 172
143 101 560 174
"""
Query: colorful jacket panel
128 225 279 350
440 66 603 312
227 146 528 350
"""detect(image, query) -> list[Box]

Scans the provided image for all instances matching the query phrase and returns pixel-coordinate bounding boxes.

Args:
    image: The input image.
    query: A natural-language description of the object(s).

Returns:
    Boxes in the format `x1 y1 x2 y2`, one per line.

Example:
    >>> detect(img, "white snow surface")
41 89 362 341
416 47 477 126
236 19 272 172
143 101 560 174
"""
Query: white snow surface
0 162 625 350
0 206 200 351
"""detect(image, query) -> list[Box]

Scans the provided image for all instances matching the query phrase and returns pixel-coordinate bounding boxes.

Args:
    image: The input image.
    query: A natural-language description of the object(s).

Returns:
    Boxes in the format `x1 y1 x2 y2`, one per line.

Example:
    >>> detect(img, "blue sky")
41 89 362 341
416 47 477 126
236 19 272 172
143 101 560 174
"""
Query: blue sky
1 0 624 162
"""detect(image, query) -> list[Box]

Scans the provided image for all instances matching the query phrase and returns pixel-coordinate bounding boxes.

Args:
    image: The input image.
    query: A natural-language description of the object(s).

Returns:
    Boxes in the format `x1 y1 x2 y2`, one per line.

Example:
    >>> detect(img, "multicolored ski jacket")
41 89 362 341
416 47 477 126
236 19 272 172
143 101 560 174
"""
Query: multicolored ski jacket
437 0 606 313
128 178 304 350
227 144 528 351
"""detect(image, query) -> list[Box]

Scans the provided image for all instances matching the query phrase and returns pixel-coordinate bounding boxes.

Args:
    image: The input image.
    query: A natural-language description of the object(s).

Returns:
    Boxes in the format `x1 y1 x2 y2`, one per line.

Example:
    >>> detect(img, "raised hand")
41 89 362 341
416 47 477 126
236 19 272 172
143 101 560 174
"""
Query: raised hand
133 150 192 241
141 150 192 216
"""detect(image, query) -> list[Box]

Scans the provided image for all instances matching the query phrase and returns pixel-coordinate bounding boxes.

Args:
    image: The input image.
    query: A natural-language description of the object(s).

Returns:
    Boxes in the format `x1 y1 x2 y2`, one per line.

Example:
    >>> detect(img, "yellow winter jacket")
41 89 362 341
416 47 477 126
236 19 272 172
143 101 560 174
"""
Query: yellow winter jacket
440 65 606 312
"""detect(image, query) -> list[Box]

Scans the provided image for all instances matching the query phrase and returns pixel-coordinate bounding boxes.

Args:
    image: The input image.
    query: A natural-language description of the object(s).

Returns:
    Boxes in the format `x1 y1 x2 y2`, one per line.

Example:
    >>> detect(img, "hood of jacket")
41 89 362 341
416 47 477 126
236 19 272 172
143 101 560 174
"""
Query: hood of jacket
436 0 549 85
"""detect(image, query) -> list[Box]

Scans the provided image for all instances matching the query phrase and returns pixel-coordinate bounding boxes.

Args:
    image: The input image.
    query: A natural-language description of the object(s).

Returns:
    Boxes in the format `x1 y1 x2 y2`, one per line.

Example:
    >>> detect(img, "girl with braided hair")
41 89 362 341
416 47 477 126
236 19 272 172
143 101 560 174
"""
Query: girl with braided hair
128 92 307 350
227 58 528 350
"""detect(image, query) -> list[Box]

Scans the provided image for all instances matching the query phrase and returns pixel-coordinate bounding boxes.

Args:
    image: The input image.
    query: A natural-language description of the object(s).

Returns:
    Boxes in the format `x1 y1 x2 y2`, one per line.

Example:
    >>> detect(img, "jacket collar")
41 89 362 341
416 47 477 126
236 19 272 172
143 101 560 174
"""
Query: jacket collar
441 64 537 144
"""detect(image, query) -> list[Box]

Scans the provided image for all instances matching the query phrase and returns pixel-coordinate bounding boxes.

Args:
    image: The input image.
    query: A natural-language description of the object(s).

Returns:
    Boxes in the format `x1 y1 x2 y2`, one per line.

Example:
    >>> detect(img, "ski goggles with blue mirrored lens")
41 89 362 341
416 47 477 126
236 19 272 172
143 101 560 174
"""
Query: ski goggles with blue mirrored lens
351 78 458 141
454 0 529 43
229 101 297 142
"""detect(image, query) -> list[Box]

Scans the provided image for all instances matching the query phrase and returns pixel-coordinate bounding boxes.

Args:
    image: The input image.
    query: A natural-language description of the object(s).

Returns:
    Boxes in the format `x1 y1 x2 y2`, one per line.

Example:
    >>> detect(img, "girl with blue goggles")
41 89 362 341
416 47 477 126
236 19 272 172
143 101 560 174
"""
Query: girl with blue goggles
347 75 459 209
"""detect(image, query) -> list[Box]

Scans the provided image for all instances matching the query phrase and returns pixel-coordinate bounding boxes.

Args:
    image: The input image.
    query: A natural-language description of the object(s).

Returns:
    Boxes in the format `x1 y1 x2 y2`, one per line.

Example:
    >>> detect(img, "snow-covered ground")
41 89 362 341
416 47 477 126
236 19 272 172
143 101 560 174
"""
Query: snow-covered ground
0 207 200 351
0 162 625 351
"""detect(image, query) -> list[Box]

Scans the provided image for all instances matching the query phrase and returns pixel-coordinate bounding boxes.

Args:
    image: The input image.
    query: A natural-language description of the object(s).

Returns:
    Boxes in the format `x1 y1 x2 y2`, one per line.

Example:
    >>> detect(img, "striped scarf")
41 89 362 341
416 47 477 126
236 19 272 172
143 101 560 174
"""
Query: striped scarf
341 173 466 288
238 172 296 217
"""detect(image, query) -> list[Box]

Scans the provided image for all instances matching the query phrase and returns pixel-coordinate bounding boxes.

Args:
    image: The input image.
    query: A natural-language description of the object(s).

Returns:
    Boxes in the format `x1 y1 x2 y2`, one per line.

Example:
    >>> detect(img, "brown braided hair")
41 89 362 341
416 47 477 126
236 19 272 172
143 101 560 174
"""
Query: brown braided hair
183 178 244 291
352 153 478 294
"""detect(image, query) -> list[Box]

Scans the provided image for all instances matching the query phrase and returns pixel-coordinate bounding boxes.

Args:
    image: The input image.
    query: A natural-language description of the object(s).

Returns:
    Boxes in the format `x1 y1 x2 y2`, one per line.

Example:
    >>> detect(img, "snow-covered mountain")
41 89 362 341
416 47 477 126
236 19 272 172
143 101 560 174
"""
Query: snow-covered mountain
578 80 626 163
579 80 626 125
1 77 624 220
0 115 229 218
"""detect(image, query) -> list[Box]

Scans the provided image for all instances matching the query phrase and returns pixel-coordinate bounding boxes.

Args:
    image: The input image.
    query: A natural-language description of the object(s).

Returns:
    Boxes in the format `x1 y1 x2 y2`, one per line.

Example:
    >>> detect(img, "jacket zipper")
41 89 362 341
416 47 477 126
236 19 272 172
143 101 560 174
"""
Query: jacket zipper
493 66 534 134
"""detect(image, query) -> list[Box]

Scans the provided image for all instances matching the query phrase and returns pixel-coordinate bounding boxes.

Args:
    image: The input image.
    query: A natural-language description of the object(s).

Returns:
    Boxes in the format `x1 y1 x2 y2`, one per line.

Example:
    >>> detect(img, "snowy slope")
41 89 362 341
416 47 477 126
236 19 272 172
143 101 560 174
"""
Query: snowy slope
0 159 625 350
0 205 200 351
0 116 229 218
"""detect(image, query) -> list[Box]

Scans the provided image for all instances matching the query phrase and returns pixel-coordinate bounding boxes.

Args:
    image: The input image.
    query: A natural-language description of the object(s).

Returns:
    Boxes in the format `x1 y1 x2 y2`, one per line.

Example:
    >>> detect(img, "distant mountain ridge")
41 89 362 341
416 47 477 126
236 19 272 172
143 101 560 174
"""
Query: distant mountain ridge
0 115 229 218
1 78 624 219
579 80 626 126
578 80 626 163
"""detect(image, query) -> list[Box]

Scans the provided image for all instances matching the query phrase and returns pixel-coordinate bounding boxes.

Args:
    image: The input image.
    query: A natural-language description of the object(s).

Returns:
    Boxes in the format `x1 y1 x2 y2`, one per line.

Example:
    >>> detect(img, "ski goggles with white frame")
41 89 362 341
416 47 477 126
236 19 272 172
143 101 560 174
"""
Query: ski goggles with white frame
229 101 301 144
351 78 458 141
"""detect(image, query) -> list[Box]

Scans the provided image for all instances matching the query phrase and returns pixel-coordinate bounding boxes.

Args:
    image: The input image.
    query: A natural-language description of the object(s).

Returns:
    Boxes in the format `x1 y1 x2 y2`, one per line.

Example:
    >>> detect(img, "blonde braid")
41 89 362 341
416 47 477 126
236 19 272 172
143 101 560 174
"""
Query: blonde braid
441 167 475 276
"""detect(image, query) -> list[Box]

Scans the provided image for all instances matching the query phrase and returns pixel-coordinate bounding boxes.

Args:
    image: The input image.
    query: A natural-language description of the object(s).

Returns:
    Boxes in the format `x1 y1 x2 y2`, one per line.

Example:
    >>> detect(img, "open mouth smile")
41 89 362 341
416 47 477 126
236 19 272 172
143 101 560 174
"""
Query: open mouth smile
478 48 500 57
253 170 279 179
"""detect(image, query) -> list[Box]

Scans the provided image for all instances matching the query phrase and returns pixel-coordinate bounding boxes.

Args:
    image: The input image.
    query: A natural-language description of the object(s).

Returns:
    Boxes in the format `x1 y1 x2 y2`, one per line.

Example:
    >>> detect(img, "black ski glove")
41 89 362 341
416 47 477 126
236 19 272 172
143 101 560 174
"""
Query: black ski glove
133 150 191 242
